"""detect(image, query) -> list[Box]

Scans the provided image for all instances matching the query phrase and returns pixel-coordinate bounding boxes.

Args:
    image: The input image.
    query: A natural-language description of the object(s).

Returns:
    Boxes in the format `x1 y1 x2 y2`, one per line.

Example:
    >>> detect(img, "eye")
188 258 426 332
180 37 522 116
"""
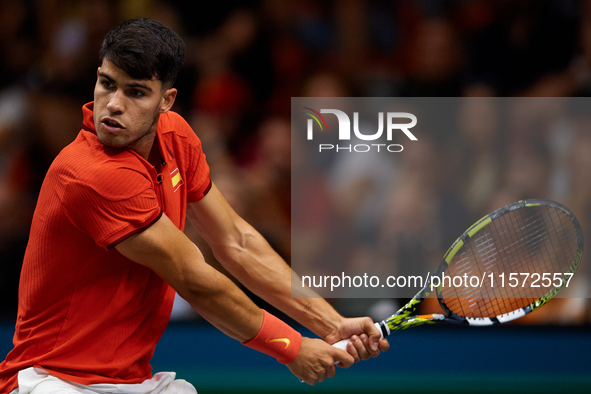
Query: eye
102 80 114 89
130 89 145 97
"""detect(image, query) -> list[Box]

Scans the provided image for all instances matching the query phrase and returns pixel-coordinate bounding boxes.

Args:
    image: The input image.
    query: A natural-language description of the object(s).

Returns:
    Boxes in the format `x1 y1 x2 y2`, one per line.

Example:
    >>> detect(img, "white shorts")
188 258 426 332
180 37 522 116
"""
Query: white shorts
9 367 197 394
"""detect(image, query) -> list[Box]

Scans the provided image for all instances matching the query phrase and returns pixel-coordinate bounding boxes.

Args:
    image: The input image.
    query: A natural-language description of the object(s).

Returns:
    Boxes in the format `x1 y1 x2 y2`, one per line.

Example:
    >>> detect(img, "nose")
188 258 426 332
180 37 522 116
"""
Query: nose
106 89 124 114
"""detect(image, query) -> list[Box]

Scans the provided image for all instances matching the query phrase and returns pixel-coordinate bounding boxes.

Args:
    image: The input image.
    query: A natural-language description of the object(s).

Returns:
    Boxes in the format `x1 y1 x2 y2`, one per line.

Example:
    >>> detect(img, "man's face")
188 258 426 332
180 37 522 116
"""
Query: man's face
93 59 171 157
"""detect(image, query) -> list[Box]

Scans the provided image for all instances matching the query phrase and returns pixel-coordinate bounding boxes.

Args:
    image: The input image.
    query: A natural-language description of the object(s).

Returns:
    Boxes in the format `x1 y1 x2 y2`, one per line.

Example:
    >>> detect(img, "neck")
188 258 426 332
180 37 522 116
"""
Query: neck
128 130 157 160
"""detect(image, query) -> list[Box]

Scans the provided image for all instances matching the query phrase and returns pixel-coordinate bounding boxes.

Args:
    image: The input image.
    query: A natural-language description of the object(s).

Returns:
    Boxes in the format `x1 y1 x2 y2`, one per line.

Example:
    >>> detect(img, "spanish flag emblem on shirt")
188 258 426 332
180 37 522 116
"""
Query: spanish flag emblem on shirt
171 168 183 191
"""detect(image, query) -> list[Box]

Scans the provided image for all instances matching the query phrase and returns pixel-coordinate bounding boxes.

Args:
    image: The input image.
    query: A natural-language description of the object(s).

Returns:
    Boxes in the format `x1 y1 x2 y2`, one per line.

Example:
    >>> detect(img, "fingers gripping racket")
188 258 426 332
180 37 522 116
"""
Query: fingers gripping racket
333 199 584 350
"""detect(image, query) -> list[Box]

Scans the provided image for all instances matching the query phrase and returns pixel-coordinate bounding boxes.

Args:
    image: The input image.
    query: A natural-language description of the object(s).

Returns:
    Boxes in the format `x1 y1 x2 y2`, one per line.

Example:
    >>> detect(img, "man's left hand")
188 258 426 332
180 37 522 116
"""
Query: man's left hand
324 317 390 364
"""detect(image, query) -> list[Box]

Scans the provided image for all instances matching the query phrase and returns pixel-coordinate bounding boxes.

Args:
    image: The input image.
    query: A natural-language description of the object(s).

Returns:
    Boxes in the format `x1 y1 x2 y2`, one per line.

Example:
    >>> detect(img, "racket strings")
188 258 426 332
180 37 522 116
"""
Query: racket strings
440 205 578 319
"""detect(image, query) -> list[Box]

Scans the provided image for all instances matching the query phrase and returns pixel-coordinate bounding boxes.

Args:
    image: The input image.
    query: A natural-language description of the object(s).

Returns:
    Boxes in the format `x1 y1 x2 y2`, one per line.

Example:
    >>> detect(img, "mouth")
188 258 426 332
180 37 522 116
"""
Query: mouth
100 117 125 133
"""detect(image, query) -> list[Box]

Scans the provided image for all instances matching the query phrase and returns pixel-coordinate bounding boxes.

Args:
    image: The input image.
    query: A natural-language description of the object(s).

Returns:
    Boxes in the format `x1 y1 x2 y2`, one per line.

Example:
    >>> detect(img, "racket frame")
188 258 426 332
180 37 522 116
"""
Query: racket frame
380 199 584 334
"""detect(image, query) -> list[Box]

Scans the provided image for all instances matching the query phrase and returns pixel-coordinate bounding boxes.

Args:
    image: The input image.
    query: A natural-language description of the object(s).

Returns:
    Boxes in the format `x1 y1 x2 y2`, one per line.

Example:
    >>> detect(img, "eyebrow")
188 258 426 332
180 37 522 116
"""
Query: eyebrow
98 72 153 92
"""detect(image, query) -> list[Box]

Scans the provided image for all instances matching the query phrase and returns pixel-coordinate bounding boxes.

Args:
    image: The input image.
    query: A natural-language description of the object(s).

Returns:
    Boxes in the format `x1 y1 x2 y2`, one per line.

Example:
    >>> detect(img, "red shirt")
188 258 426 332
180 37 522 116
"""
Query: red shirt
0 102 211 393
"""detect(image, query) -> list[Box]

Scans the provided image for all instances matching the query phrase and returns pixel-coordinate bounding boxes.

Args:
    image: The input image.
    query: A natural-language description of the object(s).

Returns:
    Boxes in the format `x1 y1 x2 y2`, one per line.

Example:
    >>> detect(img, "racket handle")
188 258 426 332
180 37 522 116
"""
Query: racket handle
299 322 385 383
332 322 384 351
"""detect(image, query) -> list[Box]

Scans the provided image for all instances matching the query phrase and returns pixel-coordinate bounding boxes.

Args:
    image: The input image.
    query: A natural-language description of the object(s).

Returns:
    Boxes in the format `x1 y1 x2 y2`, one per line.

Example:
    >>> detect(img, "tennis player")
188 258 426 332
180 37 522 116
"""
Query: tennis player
0 18 388 394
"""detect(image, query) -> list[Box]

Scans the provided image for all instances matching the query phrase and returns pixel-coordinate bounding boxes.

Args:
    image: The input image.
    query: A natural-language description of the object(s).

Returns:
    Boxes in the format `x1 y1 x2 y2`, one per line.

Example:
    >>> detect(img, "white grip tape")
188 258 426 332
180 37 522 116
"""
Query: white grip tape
332 322 383 351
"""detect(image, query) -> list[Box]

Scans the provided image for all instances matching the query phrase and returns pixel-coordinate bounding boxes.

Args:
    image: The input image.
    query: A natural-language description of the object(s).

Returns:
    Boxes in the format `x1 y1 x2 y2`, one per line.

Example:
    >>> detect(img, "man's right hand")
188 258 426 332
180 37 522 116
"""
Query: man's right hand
286 337 355 385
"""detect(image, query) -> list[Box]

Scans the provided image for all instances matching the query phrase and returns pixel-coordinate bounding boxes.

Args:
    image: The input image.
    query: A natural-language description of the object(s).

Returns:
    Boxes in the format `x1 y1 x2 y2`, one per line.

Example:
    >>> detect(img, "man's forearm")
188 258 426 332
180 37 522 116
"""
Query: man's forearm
174 247 265 342
210 222 344 339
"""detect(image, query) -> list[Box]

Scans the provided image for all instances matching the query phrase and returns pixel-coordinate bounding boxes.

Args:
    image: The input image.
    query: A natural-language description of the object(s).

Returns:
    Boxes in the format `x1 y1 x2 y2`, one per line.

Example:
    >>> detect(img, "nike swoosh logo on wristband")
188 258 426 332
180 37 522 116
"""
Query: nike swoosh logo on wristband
268 338 291 348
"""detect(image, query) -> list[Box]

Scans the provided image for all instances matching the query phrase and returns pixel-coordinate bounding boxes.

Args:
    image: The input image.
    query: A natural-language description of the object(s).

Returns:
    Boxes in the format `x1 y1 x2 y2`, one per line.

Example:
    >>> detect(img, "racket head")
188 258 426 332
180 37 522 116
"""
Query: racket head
434 199 583 325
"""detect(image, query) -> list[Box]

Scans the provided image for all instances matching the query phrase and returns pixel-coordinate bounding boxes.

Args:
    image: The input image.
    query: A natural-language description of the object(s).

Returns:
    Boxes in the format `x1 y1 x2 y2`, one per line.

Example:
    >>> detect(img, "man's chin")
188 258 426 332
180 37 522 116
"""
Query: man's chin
97 132 128 149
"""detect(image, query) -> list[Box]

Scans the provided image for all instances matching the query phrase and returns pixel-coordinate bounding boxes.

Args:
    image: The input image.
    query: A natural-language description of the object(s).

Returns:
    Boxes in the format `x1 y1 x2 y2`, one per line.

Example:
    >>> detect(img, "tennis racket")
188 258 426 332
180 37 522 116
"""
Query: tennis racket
333 199 584 350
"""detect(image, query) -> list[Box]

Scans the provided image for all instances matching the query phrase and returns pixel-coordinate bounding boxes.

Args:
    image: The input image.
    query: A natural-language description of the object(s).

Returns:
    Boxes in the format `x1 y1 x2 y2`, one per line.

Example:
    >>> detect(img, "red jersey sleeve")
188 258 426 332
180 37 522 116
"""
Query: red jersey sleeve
62 169 161 250
173 116 211 203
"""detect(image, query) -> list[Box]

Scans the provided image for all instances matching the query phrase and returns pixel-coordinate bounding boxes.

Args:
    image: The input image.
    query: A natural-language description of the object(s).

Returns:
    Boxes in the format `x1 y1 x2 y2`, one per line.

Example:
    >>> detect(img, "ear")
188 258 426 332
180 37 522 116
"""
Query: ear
159 88 177 113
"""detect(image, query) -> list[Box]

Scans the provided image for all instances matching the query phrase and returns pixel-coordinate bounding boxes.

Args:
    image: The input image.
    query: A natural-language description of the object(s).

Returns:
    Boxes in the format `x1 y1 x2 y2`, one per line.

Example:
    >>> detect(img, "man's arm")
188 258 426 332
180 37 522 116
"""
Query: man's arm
115 213 261 341
115 213 355 384
186 183 389 357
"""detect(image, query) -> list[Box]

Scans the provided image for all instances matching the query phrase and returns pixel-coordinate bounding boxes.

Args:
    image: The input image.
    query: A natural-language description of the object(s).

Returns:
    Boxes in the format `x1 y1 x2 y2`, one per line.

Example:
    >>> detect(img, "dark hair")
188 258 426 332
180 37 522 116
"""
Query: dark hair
99 18 185 87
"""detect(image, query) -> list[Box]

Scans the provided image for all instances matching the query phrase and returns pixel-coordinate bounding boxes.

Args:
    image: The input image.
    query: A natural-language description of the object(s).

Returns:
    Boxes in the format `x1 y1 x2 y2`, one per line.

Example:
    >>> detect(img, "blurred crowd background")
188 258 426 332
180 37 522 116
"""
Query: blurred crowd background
0 0 590 325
